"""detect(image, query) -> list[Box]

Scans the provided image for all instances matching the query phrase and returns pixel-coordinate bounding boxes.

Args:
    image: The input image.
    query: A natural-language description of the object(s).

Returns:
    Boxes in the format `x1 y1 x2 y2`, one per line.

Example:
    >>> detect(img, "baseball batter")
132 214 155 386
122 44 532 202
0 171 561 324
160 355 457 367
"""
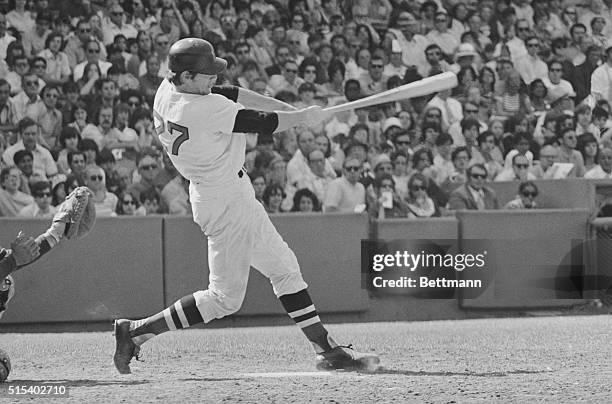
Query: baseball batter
113 38 379 374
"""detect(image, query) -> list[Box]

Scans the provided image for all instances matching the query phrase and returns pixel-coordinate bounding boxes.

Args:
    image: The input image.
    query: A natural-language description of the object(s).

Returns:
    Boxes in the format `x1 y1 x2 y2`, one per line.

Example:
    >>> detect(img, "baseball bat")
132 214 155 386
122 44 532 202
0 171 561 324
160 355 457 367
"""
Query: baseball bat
323 72 457 114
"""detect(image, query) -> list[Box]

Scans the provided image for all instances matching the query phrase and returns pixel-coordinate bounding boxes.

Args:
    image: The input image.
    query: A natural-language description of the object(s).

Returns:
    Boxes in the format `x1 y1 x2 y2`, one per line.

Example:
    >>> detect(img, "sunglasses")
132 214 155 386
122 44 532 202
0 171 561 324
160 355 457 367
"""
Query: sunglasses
527 43 539 47
156 41 168 46
111 11 123 16
514 164 529 169
427 51 441 56
35 192 51 197
80 28 91 33
345 166 361 172
140 164 158 170
518 27 530 31
25 81 38 85
237 50 249 54
371 64 384 69
285 69 297 73
89 175 104 181
522 191 537 197
550 68 562 72
411 185 426 191
128 101 140 106
471 173 486 179
122 199 136 205
427 114 441 118
45 93 58 98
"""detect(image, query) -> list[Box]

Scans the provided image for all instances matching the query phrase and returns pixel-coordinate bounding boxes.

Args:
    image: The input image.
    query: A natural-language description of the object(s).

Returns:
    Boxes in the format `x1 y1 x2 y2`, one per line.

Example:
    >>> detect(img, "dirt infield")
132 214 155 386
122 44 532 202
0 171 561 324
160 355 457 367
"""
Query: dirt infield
0 316 610 403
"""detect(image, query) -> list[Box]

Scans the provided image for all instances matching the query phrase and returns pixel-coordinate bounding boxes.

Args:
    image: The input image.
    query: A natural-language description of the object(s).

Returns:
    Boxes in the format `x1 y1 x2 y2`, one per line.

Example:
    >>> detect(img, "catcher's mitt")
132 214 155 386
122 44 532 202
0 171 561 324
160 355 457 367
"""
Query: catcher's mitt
53 186 96 239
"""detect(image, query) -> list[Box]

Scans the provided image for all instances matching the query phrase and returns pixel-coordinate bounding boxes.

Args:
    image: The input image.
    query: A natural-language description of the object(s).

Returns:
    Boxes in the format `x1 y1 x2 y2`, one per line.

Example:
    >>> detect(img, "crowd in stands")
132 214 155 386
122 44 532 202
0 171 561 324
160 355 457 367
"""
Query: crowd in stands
1 0 612 220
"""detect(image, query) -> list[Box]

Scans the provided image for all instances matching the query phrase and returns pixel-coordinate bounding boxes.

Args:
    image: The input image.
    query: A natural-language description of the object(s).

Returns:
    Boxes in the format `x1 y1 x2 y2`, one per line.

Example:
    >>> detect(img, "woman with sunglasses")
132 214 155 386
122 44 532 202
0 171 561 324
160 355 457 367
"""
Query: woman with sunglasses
405 172 439 218
504 181 539 209
367 173 408 219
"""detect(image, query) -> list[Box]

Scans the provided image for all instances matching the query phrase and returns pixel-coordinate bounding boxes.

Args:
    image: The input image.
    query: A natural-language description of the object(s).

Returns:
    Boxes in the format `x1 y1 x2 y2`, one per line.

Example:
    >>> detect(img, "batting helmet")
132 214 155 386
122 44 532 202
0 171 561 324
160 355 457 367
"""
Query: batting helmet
168 38 227 75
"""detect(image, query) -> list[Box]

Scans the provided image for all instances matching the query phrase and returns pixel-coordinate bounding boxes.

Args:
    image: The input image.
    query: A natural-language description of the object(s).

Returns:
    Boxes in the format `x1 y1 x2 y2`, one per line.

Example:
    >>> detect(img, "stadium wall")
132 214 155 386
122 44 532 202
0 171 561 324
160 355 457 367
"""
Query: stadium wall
0 205 596 326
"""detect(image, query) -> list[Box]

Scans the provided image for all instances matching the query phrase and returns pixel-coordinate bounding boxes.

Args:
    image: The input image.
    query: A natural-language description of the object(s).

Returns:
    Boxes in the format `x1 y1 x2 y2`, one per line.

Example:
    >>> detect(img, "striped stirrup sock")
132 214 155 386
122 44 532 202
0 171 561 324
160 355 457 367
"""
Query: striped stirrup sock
130 293 204 345
279 289 336 353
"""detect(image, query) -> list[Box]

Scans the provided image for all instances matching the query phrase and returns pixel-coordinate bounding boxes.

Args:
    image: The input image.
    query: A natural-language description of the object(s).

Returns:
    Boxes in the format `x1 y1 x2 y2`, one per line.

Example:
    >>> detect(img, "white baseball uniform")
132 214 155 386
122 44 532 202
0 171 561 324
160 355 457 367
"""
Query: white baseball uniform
153 79 307 322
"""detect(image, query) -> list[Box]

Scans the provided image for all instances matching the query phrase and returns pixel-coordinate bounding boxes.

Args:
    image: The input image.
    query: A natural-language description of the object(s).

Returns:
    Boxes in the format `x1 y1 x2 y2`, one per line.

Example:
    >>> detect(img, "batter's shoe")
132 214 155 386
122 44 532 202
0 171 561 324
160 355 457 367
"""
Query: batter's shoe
315 344 380 371
113 319 140 374
0 276 15 320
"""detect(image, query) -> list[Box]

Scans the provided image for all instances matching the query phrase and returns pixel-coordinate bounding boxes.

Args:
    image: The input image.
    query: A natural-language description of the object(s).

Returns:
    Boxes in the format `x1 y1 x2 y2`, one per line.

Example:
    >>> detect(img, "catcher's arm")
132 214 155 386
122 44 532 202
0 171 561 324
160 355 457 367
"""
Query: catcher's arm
16 187 96 270
0 233 40 279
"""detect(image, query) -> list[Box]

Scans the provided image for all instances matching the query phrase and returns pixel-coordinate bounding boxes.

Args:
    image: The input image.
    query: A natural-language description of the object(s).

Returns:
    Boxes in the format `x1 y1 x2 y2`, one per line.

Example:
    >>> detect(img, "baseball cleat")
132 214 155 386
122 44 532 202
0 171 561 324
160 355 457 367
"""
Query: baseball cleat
315 344 380 372
0 276 15 320
113 319 140 374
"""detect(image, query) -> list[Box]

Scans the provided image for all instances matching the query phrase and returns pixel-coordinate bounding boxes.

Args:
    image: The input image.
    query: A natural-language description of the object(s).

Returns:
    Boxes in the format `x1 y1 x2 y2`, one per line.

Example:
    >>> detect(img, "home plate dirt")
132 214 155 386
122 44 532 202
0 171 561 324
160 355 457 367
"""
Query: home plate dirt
0 317 610 402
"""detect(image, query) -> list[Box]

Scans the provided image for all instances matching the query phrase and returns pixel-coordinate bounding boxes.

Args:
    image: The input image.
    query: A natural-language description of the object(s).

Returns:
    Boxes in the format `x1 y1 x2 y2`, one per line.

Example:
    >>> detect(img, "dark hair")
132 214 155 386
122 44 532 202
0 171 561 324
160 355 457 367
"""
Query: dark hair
477 130 495 146
291 188 321 212
67 150 85 166
78 138 100 153
518 181 538 196
30 180 51 196
407 172 428 198
262 183 286 207
412 148 434 169
314 134 331 158
13 149 34 165
18 117 38 133
327 58 346 81
129 107 152 128
461 117 480 132
577 132 599 164
467 163 487 177
593 106 609 120
451 146 470 162
435 132 453 146
44 31 64 50
59 126 81 148
529 78 547 98
570 23 587 37
139 188 160 205
116 190 141 214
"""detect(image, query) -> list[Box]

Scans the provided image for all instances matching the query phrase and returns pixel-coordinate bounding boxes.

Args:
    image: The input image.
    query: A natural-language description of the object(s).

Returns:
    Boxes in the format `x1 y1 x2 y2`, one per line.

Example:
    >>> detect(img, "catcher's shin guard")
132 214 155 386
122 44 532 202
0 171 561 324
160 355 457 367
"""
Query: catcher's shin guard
113 319 140 374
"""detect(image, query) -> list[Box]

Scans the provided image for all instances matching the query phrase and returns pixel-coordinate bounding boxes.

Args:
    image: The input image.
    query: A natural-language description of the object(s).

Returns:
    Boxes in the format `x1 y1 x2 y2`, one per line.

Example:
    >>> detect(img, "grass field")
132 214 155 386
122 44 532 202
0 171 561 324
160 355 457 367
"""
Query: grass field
0 316 610 403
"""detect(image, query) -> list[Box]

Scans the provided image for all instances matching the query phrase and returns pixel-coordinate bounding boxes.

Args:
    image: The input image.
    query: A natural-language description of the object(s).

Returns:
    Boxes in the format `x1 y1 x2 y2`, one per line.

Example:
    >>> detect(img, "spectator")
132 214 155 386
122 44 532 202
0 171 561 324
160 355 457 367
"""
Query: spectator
249 170 267 203
127 30 153 77
131 107 159 150
0 165 33 216
142 33 170 78
495 153 537 181
585 147 612 179
433 132 454 184
358 55 387 96
139 54 163 108
558 128 586 177
405 172 440 218
67 99 89 134
291 188 321 213
476 131 503 180
36 84 62 150
544 60 576 105
391 150 411 200
136 188 162 215
384 40 407 79
36 31 70 87
116 190 141 216
262 182 286 214
0 78 18 134
504 181 539 209
127 152 162 201
73 40 112 82
427 11 459 58
11 72 44 122
17 180 55 218
389 11 430 77
6 0 34 37
81 105 121 150
67 150 87 181
323 157 366 213
56 126 81 175
494 69 533 117
22 11 51 59
269 59 304 96
287 129 334 187
84 164 118 217
591 44 612 103
448 163 500 210
296 149 333 203
78 138 100 167
578 132 600 173
515 36 548 85
440 146 469 193
575 105 599 140
367 173 408 219
0 13 15 62
150 7 181 46
530 144 560 179
102 3 137 46
50 173 67 207
3 117 57 179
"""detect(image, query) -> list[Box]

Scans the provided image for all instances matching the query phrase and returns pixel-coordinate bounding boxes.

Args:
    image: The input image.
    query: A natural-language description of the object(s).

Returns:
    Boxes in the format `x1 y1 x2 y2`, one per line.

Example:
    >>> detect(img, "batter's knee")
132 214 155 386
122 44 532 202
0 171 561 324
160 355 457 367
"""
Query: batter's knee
193 288 246 321
270 272 308 297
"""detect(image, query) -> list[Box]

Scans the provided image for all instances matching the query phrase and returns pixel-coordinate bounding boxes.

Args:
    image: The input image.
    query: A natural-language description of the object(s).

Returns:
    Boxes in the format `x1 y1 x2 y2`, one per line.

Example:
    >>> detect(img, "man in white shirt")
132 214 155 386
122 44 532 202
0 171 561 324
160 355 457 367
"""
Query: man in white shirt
383 40 407 79
102 4 137 45
591 44 612 102
543 60 576 104
268 59 304 96
515 36 548 85
426 89 462 130
3 117 58 179
388 11 431 77
585 147 612 178
287 130 335 186
72 40 112 82
0 13 15 61
324 157 366 212
426 12 459 57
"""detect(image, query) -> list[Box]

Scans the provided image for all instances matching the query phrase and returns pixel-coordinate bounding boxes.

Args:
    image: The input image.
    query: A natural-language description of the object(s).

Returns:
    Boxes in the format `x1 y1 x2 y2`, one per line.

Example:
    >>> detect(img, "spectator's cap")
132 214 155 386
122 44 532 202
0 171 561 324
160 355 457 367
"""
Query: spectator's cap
51 174 67 191
382 117 402 133
391 39 402 53
547 86 575 104
298 82 316 93
455 43 478 60
372 154 391 170
168 38 227 75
